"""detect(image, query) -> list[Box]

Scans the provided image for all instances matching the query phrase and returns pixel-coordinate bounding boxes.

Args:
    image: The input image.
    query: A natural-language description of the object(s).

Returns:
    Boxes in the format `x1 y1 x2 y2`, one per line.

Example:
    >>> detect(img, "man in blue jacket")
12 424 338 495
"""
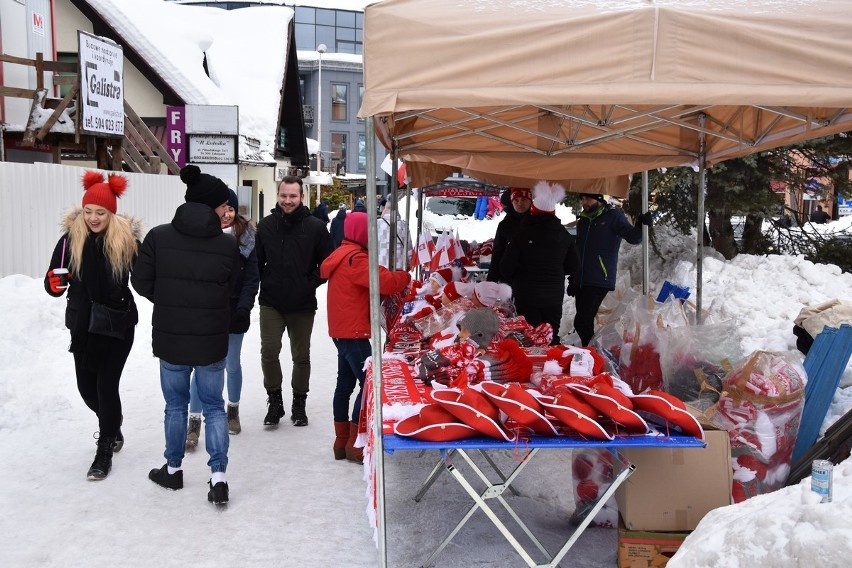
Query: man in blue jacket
571 194 652 346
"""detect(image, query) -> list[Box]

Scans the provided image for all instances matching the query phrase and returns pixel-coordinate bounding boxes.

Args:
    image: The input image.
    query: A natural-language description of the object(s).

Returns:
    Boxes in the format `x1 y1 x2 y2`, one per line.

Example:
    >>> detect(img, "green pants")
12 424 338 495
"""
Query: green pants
259 305 315 396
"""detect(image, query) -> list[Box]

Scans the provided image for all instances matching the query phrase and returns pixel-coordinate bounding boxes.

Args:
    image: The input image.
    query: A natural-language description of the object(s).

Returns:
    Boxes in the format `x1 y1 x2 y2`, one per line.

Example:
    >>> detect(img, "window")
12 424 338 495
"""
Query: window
358 134 367 171
331 132 347 173
331 83 348 121
358 85 364 121
56 52 78 99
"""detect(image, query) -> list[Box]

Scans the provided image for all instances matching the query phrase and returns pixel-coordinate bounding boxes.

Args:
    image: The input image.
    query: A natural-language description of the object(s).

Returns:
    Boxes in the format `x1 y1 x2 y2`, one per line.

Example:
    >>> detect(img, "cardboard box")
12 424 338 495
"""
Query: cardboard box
615 429 732 531
617 517 689 568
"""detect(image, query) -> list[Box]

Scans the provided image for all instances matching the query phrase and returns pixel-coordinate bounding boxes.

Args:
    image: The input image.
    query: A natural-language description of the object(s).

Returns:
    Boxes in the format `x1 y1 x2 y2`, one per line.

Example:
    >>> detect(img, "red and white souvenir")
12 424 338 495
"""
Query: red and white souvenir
568 384 649 433
430 387 516 441
479 382 558 436
535 393 613 440
394 404 478 442
630 390 705 440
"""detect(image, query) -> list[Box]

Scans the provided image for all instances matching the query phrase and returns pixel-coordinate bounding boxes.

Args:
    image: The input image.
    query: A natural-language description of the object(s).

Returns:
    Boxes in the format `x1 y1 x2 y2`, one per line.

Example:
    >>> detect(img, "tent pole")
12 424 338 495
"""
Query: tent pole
641 171 649 296
416 183 424 281
696 116 706 324
389 156 398 269
366 118 388 568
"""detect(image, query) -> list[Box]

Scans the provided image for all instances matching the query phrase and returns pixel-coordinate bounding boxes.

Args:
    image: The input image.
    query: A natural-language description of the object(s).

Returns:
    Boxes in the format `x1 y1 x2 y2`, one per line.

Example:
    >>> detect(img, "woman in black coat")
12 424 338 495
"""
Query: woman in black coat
500 182 577 345
44 171 141 481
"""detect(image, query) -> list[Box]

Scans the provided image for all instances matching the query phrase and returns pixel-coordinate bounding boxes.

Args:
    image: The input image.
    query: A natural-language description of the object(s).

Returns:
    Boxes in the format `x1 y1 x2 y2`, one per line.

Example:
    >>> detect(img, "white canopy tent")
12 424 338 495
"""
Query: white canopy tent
358 1 852 564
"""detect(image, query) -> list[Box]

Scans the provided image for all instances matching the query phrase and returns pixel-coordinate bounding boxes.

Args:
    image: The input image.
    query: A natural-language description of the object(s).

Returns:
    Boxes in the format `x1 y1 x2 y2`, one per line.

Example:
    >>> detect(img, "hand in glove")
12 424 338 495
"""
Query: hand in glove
231 309 251 333
637 211 653 227
566 276 578 297
46 269 69 295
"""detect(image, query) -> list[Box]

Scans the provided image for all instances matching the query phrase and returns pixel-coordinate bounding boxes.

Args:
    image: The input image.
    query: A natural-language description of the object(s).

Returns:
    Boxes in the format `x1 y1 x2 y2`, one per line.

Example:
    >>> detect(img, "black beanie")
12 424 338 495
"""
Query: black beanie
579 193 605 203
180 165 230 210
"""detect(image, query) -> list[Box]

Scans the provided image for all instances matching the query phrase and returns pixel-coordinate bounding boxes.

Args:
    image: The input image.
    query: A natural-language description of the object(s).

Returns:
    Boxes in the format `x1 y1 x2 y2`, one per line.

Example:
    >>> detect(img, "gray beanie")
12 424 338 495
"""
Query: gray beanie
458 308 501 348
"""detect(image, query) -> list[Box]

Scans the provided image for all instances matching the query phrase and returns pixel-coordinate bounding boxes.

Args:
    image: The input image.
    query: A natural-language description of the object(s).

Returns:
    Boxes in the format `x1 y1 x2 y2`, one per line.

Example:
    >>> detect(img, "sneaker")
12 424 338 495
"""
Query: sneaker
148 464 184 490
227 404 241 435
186 415 202 450
208 480 229 505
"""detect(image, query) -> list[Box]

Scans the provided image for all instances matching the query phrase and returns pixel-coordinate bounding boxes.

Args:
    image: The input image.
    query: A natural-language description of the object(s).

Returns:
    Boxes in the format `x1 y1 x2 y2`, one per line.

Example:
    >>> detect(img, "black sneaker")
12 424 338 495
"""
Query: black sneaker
148 464 184 490
208 480 229 505
263 391 285 426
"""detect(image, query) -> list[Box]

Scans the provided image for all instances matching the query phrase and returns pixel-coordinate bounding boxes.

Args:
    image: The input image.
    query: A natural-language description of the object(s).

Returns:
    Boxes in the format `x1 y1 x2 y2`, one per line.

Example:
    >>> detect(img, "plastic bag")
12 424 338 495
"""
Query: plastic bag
707 350 806 502
658 320 743 412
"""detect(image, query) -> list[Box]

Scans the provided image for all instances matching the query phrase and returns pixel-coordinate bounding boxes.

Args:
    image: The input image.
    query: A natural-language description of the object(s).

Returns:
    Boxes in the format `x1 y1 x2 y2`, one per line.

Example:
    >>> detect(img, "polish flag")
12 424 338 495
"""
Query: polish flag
428 232 453 271
410 231 435 267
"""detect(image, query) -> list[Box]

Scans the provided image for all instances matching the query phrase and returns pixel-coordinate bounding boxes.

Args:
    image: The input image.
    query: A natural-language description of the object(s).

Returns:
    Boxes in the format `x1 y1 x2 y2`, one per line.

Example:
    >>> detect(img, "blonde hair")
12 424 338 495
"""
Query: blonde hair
68 212 137 281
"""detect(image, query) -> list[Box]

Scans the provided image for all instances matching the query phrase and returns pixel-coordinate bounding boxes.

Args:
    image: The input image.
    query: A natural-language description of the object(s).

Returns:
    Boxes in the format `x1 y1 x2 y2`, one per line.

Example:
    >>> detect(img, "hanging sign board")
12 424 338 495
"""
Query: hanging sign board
188 135 237 164
78 31 125 137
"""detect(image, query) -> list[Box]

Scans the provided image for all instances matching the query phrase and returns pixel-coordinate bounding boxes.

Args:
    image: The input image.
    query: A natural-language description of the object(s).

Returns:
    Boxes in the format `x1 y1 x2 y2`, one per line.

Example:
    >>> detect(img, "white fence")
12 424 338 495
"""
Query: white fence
0 162 185 278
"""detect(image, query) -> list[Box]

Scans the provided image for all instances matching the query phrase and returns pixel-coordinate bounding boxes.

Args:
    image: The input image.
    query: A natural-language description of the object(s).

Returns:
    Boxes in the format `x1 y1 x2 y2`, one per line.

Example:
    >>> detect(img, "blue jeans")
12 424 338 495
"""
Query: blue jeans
332 338 372 423
189 333 244 411
159 358 229 473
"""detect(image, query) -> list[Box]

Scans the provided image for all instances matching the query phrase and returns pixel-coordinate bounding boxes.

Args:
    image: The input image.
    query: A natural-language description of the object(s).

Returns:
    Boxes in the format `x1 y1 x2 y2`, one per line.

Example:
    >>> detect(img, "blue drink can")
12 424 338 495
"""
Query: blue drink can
811 460 833 503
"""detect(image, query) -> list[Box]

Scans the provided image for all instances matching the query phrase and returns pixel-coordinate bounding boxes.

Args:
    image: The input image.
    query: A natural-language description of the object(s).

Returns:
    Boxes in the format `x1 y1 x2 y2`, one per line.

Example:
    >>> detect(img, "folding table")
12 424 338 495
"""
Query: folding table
378 428 704 567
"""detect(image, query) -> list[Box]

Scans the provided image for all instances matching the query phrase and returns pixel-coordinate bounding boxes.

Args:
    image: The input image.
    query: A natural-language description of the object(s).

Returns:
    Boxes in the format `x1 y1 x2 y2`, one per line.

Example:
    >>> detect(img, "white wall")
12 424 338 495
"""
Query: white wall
0 162 185 278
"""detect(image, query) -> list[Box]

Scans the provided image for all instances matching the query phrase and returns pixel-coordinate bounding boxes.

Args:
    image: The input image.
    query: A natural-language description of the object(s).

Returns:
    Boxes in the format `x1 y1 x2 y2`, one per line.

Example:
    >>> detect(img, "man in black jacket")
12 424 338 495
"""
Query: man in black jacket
256 176 333 428
500 182 578 345
132 165 240 506
572 193 652 346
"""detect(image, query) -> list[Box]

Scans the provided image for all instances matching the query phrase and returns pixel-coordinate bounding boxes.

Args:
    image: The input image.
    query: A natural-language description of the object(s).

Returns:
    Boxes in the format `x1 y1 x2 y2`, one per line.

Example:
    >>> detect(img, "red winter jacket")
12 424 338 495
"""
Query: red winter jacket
320 240 411 338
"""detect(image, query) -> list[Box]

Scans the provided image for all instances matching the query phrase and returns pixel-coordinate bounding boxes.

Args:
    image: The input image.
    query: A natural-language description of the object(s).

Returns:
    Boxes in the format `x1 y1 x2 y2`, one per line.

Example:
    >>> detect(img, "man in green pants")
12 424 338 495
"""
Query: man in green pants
255 176 333 427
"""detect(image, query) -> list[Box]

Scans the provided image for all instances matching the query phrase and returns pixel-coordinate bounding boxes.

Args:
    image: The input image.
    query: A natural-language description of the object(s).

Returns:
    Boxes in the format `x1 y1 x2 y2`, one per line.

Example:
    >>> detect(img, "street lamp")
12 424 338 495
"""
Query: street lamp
316 43 327 207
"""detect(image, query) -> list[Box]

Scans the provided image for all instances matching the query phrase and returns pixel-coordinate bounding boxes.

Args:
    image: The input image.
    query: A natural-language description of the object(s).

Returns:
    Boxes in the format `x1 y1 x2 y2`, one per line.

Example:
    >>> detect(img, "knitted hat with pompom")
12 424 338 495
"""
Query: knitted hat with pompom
81 170 127 214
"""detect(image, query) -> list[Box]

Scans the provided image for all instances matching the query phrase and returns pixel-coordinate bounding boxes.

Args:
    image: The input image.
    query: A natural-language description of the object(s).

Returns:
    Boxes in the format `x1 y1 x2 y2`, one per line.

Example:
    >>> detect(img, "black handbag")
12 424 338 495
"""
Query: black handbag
88 302 129 340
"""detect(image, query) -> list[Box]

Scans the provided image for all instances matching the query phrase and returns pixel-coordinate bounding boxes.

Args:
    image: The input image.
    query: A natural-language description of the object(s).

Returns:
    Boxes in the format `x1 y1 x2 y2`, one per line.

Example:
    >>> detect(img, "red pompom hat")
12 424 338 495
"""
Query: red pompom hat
82 170 127 214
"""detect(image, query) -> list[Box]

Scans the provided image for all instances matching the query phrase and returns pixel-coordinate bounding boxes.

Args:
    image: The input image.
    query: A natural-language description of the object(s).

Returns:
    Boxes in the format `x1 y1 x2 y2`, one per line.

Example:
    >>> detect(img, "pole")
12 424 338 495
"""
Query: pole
366 119 389 567
316 44 326 207
641 171 649 296
696 115 706 324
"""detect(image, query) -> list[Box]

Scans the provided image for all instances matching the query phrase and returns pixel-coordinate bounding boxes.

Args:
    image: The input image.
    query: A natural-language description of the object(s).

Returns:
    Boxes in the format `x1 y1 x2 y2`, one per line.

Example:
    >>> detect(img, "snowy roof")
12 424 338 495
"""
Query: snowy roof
83 0 297 164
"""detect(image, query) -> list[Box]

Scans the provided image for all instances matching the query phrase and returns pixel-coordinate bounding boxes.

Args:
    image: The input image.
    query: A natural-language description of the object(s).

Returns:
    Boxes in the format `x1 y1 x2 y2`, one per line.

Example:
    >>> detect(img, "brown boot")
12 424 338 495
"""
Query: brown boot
345 422 363 464
333 421 350 460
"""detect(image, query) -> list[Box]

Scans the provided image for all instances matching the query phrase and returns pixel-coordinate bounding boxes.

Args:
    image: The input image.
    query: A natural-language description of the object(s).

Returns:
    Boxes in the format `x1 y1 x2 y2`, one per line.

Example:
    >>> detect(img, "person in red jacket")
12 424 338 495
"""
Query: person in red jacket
320 212 411 463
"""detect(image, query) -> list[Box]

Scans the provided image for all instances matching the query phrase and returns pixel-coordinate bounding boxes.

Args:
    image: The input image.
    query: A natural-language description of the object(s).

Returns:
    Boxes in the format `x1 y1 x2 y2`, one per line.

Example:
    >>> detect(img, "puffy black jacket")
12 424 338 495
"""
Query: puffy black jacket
44 211 142 354
256 205 333 314
500 213 578 307
575 204 642 291
487 209 528 282
131 202 240 366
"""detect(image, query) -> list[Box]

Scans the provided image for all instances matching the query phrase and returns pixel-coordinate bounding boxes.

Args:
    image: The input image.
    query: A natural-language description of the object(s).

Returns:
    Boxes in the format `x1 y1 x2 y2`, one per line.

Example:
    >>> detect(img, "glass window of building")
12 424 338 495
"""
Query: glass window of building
316 8 335 26
358 85 364 121
331 132 347 171
331 84 348 121
358 134 367 171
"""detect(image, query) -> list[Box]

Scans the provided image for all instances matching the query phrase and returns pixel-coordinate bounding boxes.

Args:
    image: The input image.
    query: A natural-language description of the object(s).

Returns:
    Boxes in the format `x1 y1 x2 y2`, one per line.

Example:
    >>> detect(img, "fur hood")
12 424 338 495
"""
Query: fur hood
62 207 144 240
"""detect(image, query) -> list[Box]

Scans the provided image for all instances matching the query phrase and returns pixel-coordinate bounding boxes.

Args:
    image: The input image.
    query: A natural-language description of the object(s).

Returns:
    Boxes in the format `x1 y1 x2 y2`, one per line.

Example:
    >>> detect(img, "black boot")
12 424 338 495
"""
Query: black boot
113 415 125 453
87 437 115 481
263 390 285 425
291 394 308 427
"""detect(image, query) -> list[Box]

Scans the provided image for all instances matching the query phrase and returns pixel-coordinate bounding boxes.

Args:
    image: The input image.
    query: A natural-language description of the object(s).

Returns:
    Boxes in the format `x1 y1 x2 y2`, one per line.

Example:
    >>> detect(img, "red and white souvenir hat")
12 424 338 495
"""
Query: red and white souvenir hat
568 384 650 433
535 394 613 441
629 390 705 441
479 382 558 436
430 387 516 441
394 404 478 442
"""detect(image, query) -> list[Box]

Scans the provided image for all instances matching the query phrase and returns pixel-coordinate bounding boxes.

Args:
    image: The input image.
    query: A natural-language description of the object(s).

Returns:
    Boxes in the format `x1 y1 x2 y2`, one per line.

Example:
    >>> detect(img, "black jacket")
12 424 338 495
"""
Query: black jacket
256 204 333 314
487 209 528 282
45 213 141 357
500 213 578 307
131 202 240 366
330 209 347 248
